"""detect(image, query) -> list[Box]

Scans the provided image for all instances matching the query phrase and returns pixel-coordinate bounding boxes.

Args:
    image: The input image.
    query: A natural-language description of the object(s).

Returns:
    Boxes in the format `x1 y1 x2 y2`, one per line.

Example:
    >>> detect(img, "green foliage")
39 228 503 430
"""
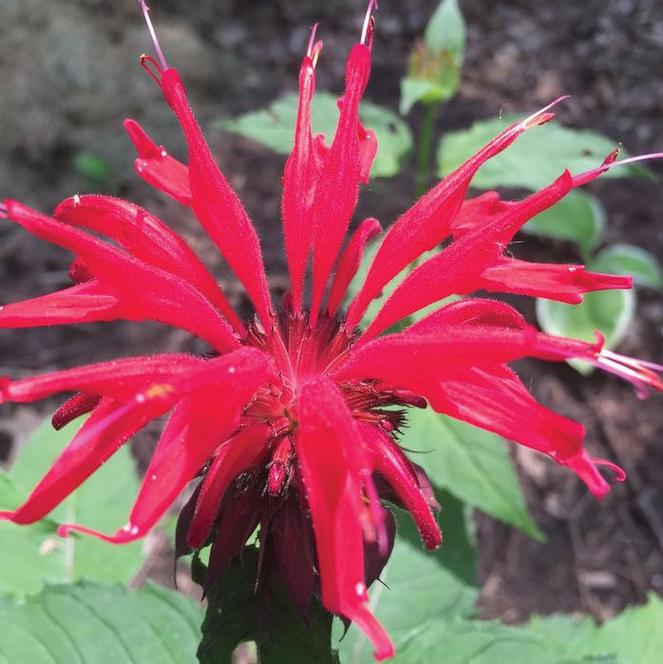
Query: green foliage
404 409 543 540
537 289 635 375
523 191 606 256
592 243 663 290
400 0 466 114
384 593 663 663
0 417 145 594
199 547 338 664
73 151 117 191
437 116 637 190
218 92 412 178
0 582 203 663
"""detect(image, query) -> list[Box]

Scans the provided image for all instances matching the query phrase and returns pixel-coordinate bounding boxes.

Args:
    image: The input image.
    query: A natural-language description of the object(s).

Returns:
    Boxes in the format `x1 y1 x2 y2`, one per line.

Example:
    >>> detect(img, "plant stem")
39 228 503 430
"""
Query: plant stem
415 101 439 197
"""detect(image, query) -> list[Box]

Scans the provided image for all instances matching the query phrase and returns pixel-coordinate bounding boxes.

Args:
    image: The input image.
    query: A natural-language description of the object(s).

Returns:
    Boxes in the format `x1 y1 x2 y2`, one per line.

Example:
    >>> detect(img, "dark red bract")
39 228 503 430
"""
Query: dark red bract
1 5 662 660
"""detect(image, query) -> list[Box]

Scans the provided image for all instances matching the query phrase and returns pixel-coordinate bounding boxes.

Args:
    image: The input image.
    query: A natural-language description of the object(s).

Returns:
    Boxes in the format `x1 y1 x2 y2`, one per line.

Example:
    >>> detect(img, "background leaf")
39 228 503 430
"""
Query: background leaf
591 243 663 290
218 92 412 179
437 116 636 190
0 582 203 663
400 0 466 114
536 288 635 375
425 0 466 58
522 191 605 255
199 547 338 664
0 416 145 594
381 594 663 663
403 409 543 540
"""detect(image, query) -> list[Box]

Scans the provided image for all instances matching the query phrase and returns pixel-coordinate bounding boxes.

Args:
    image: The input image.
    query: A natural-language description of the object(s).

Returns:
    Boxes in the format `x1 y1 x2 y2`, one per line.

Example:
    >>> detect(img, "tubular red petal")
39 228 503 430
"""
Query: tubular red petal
54 194 244 333
4 200 240 352
52 393 102 430
0 282 120 328
186 423 272 549
203 483 262 593
478 258 633 304
58 349 273 544
414 365 623 498
2 396 168 525
158 69 273 326
450 191 511 237
124 119 192 205
359 423 441 549
282 55 319 315
1 354 204 405
271 495 316 618
359 171 573 341
295 378 392 660
309 44 372 326
345 110 560 330
327 217 382 316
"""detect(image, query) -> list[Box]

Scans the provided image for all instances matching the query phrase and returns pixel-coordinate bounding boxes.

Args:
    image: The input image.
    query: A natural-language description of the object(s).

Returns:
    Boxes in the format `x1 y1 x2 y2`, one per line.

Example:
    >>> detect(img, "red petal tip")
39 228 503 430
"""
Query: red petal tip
0 202 7 219
58 522 140 543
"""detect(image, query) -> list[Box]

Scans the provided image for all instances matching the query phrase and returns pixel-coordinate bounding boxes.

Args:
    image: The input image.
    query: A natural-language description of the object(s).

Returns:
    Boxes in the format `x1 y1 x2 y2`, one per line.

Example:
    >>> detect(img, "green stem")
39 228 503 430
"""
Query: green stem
415 101 439 197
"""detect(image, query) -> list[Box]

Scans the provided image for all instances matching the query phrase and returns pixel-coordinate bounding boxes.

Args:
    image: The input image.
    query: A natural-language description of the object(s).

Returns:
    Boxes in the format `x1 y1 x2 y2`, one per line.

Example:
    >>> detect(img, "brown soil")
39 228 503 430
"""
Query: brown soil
1 0 662 624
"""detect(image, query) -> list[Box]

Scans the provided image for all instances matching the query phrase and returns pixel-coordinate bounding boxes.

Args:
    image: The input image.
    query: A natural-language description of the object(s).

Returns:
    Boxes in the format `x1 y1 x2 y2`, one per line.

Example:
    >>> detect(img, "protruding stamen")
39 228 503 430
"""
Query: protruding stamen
139 54 164 86
573 151 663 187
306 23 320 58
518 95 570 130
360 0 378 46
591 348 663 399
139 0 169 71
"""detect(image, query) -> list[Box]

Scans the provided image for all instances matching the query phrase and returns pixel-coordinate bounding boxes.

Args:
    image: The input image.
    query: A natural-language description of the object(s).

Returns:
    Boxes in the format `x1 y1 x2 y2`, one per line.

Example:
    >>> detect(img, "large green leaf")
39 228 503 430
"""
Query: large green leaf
385 594 663 663
0 582 203 663
337 498 477 664
522 191 605 255
437 116 637 190
591 243 663 290
536 288 635 375
199 547 338 664
403 409 543 540
0 417 144 594
218 92 412 178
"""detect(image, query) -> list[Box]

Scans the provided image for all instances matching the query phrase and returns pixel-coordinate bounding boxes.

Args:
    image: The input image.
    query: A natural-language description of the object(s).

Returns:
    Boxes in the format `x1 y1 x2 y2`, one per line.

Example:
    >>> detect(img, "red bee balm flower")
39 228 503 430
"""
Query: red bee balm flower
1 2 662 660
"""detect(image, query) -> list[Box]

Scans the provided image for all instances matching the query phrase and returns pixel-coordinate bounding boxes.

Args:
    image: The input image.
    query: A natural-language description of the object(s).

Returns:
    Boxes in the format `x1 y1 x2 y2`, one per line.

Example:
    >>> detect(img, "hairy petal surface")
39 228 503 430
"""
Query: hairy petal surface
295 378 394 661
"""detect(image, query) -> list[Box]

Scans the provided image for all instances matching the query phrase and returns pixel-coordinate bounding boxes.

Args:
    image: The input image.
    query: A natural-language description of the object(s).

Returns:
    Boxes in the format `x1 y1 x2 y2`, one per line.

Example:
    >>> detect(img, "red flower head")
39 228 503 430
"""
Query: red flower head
1 2 662 660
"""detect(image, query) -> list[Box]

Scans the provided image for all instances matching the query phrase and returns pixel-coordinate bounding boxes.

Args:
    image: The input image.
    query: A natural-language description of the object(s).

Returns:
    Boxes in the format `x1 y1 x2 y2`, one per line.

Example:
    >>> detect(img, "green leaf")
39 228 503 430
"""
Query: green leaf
536 288 635 375
0 582 203 663
425 0 466 59
391 615 610 664
583 593 663 663
437 116 636 190
219 92 412 178
402 409 543 540
73 151 117 192
199 547 338 664
337 501 477 663
592 243 663 290
522 191 605 255
400 0 465 114
382 594 663 664
0 417 145 594
399 78 444 116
